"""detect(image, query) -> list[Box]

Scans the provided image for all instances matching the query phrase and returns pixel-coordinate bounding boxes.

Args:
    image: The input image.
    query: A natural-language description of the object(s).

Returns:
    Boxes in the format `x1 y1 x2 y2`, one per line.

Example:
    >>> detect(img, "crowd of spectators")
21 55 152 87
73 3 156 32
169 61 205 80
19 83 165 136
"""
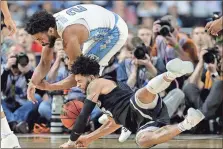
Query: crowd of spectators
1 1 222 135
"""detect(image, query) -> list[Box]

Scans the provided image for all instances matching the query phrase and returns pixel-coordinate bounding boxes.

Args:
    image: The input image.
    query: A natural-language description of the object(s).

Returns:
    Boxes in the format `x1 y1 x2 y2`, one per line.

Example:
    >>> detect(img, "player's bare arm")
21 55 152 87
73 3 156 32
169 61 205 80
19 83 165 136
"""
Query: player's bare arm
76 116 121 148
27 46 53 102
1 1 17 35
60 79 102 148
35 24 89 91
62 24 89 68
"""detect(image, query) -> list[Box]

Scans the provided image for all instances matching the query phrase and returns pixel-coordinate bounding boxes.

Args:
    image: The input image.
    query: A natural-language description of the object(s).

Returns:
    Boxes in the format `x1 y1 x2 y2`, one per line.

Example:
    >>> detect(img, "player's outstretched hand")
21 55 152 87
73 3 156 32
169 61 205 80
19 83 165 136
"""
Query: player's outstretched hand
59 141 77 148
75 135 90 148
27 82 38 104
205 17 223 36
4 17 17 36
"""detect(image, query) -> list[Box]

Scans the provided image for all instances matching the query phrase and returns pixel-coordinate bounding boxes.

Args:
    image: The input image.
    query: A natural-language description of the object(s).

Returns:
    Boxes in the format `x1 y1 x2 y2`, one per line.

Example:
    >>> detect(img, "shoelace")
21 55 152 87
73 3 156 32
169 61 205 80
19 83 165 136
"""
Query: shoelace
122 127 129 132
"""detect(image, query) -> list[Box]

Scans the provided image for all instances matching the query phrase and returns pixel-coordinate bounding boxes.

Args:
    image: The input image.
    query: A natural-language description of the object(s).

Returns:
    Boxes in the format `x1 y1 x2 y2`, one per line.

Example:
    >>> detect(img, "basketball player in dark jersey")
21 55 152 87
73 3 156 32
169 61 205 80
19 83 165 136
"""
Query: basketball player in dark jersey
36 55 204 148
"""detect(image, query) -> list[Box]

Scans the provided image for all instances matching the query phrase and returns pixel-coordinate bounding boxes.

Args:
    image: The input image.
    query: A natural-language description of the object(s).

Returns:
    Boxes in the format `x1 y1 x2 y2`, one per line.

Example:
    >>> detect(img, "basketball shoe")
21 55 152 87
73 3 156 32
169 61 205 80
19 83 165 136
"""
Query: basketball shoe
118 127 132 143
178 108 205 131
166 58 194 79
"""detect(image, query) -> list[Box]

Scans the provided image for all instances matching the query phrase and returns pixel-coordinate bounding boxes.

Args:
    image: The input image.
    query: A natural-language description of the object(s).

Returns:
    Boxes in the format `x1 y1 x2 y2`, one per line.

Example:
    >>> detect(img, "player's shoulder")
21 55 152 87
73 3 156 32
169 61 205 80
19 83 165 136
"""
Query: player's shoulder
88 78 110 89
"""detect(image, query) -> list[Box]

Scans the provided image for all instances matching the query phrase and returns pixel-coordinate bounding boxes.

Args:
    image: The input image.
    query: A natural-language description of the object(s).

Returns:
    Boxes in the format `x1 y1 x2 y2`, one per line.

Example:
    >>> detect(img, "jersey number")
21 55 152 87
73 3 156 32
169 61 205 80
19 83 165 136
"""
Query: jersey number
66 6 87 15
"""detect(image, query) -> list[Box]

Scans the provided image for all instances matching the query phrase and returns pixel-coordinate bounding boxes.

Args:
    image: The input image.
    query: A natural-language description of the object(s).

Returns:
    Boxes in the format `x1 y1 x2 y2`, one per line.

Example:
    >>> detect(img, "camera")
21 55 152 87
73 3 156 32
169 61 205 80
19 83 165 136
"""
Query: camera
131 37 149 59
12 52 29 69
203 47 219 64
157 20 174 37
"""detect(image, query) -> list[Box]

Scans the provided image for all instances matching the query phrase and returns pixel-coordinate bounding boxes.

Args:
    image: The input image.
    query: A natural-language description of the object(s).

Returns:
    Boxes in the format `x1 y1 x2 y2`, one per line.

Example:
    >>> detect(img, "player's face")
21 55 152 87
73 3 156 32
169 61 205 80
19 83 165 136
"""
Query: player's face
32 32 56 46
75 74 89 93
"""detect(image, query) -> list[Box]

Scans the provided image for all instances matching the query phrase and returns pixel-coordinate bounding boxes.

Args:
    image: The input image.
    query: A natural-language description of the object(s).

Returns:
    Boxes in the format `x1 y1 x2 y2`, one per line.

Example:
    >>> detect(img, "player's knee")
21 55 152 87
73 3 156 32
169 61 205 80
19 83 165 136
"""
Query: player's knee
136 132 156 148
171 88 185 101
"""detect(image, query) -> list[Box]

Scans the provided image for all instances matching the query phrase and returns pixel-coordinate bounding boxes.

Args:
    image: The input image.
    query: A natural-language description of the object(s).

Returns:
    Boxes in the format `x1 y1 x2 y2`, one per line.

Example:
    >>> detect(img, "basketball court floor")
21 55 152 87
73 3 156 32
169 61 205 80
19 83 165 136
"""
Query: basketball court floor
17 134 222 148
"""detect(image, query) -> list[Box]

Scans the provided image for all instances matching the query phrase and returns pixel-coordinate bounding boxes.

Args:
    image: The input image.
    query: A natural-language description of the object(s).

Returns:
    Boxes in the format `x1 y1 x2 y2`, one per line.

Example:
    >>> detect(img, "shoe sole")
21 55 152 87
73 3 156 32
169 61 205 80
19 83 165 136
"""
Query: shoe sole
188 108 205 126
166 58 194 75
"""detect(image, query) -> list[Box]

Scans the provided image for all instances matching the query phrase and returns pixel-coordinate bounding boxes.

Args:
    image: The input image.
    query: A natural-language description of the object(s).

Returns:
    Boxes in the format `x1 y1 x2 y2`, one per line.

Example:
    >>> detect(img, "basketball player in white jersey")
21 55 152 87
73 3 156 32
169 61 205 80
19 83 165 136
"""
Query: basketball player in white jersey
25 4 130 141
25 4 128 102
1 1 21 148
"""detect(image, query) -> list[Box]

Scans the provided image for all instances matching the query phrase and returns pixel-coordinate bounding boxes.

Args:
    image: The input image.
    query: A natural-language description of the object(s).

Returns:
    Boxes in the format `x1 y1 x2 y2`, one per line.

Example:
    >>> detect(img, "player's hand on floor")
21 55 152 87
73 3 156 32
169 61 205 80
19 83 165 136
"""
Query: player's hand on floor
59 141 77 148
35 80 52 91
75 135 90 148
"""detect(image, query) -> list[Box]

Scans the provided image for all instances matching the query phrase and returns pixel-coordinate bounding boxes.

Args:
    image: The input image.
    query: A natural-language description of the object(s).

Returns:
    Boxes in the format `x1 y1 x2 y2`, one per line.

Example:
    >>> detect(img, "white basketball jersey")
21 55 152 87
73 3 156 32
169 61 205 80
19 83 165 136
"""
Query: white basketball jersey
53 4 116 38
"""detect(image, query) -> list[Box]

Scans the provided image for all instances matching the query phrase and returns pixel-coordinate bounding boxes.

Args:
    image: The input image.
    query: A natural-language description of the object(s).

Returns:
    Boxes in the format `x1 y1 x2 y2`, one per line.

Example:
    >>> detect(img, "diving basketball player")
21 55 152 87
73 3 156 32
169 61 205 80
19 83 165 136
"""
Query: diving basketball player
25 4 128 104
1 1 21 148
49 56 204 148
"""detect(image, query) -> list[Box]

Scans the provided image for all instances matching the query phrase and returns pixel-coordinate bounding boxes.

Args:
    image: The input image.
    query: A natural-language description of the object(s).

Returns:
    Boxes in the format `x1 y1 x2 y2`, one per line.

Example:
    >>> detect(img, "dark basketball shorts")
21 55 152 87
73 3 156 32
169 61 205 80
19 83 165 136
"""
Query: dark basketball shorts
129 92 170 146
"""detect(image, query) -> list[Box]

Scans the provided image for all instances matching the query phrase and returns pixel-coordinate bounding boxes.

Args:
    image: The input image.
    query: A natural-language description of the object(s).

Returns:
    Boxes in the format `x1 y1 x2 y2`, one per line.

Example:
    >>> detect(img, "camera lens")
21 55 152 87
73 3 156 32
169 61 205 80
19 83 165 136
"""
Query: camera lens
18 53 29 67
203 52 215 64
134 47 146 59
160 26 170 37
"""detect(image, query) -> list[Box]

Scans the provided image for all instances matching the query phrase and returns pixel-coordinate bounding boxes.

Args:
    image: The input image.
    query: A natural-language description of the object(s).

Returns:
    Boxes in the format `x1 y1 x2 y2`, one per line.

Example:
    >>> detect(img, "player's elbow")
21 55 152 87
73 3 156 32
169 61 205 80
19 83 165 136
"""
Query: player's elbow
136 132 157 148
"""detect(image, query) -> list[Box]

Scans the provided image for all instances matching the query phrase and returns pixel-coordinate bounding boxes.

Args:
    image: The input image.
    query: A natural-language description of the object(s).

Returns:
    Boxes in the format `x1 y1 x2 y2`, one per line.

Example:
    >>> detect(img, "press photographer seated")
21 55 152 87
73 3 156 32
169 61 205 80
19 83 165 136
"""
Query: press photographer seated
183 40 223 133
1 51 43 133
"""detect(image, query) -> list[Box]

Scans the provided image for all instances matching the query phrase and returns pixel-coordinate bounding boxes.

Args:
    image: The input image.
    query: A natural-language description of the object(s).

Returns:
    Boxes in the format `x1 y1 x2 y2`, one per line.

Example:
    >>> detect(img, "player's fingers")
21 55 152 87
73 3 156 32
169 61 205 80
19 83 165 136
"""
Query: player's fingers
205 21 212 30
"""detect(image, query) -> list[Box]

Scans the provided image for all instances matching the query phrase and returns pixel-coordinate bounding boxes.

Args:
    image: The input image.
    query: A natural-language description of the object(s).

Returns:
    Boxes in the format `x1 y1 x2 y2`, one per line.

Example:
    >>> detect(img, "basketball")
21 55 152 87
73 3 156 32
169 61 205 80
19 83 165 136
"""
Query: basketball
60 100 84 130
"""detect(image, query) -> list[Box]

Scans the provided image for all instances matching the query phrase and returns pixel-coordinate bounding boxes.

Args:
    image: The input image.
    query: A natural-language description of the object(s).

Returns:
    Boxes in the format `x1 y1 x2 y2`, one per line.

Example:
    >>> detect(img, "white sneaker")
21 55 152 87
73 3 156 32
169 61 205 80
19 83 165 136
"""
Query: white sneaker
98 114 109 124
118 127 132 143
183 108 205 130
1 133 21 148
166 58 194 78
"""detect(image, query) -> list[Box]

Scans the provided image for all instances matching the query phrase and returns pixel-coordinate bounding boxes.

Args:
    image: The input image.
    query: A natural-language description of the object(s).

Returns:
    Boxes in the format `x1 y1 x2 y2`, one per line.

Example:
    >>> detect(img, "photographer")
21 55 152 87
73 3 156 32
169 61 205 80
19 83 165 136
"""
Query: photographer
151 15 198 64
1 51 43 133
151 15 198 92
183 42 223 133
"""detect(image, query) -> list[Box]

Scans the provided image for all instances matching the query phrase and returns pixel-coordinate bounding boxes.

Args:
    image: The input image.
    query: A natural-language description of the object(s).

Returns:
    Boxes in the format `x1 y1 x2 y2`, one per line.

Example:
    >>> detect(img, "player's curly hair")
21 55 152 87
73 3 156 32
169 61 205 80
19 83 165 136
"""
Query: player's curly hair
71 55 100 76
25 10 56 35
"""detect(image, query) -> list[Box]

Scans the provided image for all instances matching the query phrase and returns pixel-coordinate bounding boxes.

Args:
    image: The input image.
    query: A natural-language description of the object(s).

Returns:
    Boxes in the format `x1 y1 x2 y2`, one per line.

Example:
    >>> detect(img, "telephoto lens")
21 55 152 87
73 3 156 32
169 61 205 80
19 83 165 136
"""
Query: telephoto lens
50 91 64 134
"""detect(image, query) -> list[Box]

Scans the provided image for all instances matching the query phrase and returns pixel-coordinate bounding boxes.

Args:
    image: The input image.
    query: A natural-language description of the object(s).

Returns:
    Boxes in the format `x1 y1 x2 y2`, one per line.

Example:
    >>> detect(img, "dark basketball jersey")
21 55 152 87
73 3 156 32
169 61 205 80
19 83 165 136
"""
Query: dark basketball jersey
97 76 134 126
97 76 169 133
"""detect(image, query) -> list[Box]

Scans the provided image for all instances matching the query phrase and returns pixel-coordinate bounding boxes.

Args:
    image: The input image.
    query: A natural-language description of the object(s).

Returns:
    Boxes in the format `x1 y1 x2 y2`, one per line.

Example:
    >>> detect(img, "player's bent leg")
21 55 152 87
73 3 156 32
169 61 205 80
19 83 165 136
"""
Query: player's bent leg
136 108 204 148
1 105 21 148
136 58 194 106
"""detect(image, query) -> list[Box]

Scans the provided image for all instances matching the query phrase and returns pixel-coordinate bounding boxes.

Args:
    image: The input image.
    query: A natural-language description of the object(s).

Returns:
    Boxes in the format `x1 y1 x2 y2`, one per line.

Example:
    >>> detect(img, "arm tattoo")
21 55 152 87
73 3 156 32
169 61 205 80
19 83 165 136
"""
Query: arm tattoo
86 80 97 101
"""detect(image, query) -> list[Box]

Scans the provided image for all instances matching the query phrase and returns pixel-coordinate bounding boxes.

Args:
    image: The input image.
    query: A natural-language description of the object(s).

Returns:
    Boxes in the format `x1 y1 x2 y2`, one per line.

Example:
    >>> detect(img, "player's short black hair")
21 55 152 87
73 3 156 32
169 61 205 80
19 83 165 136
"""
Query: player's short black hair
71 55 100 76
25 10 56 35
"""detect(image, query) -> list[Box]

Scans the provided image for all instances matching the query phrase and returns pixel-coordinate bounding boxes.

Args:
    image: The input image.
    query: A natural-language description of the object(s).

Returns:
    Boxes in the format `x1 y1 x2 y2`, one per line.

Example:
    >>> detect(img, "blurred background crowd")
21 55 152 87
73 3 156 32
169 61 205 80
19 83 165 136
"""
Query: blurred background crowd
1 1 222 137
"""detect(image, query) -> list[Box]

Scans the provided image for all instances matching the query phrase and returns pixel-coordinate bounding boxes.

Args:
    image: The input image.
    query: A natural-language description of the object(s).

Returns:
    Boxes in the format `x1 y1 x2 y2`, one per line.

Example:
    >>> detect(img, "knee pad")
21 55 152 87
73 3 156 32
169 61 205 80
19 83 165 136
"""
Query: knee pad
146 74 171 94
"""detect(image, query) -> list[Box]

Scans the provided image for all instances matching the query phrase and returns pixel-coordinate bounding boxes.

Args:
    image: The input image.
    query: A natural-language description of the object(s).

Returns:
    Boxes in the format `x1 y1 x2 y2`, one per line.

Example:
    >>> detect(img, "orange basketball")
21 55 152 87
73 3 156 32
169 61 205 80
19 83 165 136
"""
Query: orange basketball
60 100 84 130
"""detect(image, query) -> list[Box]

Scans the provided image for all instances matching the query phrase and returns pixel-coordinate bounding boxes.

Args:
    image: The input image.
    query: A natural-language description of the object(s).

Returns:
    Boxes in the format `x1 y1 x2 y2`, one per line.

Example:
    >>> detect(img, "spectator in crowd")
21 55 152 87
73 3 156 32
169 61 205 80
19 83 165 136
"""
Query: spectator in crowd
191 26 214 53
159 1 191 17
136 1 159 17
183 39 223 133
141 17 154 29
26 52 37 70
16 28 33 52
1 50 43 133
113 1 137 26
